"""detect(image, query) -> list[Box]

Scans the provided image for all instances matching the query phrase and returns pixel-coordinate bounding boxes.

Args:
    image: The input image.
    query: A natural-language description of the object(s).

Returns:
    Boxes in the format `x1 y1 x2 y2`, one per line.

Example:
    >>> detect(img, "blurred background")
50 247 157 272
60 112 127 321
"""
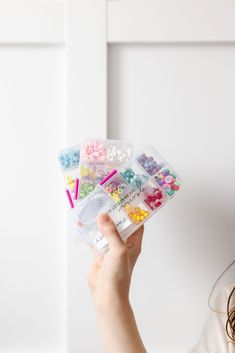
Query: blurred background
0 1 235 353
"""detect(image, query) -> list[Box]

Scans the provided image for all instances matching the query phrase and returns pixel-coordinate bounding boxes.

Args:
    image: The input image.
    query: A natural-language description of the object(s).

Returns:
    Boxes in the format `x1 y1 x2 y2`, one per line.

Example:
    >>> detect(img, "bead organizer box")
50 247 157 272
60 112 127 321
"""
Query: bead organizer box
75 145 181 252
58 146 80 208
78 139 132 199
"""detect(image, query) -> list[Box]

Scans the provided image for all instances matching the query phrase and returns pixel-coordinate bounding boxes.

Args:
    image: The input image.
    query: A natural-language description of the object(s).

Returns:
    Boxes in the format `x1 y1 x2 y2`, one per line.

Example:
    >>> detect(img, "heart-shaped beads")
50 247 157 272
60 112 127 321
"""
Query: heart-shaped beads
144 187 164 210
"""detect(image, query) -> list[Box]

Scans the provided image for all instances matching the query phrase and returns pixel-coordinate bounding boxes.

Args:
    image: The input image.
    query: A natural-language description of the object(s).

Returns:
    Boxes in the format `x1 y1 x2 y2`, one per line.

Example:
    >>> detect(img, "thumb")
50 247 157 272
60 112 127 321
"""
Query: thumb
97 213 124 251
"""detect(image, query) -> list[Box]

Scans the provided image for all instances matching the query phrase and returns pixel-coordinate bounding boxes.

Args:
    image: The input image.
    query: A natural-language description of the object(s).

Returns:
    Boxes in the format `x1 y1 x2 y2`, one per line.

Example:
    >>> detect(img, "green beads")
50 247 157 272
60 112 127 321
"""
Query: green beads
79 182 95 199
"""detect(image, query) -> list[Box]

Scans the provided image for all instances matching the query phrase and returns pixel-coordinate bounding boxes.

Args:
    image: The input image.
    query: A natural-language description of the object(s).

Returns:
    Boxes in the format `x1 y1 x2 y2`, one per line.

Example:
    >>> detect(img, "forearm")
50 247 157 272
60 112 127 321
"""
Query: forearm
95 296 147 353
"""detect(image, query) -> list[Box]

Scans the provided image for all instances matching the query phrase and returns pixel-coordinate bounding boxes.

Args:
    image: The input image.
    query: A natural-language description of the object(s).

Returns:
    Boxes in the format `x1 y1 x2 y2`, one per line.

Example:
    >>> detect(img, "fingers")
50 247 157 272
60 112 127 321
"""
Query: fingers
97 214 124 251
126 225 144 260
89 244 103 261
126 225 144 247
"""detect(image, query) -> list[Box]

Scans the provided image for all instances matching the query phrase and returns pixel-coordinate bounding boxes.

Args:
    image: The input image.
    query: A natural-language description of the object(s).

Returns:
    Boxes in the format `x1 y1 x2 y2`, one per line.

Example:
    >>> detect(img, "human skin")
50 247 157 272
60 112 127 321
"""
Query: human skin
88 213 147 353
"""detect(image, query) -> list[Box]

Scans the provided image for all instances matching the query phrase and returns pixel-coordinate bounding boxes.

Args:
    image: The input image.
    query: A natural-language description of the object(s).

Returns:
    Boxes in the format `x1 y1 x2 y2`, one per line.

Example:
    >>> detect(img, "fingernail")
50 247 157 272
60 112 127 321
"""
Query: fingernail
98 213 110 224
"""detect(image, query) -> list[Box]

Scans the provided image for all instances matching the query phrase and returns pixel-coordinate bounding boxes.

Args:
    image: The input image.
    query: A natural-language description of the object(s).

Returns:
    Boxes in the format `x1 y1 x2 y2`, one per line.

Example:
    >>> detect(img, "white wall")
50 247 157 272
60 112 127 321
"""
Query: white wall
108 44 235 353
0 45 67 353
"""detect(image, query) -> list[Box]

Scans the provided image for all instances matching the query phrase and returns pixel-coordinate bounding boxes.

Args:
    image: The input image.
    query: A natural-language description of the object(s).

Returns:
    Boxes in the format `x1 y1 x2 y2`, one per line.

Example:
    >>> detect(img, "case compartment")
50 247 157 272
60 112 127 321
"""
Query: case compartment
153 166 181 198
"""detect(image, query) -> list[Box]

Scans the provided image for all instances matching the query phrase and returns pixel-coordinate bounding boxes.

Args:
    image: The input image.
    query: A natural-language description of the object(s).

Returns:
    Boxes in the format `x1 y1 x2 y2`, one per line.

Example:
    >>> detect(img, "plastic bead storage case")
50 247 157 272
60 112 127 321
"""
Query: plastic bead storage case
78 139 132 199
75 145 181 253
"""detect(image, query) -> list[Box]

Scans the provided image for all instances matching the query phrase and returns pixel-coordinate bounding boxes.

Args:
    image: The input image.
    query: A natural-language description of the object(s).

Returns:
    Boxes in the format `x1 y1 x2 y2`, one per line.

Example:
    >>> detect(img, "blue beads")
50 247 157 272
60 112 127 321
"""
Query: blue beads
137 153 163 176
121 168 135 183
58 148 80 170
131 174 148 188
121 168 148 187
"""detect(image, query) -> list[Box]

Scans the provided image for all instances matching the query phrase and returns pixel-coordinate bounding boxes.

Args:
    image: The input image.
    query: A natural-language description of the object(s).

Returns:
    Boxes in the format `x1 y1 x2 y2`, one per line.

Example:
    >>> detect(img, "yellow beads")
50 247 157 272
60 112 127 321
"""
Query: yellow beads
80 165 96 180
126 205 150 225
66 176 75 191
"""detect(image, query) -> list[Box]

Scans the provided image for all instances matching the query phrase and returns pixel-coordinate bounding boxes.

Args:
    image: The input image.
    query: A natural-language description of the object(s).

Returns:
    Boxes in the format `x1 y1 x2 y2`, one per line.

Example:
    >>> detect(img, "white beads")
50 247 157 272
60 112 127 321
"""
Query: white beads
107 145 131 163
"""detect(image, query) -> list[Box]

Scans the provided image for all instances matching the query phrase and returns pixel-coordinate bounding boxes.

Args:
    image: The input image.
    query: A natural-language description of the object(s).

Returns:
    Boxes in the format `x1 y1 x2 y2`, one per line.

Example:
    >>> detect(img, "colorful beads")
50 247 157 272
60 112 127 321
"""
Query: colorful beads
80 165 96 180
125 205 150 225
104 181 125 201
132 174 148 188
81 140 132 164
78 140 132 199
154 168 180 197
66 175 75 191
137 153 163 176
121 168 135 183
121 168 148 187
69 144 181 252
107 144 131 163
79 182 95 199
58 148 80 170
144 188 164 210
81 140 107 162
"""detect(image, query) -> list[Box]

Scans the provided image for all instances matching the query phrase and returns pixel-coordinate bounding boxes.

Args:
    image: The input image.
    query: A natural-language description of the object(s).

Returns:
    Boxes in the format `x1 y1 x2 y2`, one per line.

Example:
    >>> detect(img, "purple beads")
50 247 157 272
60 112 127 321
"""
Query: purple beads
137 153 163 176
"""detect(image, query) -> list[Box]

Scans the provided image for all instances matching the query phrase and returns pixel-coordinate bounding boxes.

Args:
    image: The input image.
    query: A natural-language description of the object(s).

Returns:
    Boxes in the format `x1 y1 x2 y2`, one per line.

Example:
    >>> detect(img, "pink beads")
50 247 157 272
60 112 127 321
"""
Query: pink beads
81 140 107 162
144 187 164 210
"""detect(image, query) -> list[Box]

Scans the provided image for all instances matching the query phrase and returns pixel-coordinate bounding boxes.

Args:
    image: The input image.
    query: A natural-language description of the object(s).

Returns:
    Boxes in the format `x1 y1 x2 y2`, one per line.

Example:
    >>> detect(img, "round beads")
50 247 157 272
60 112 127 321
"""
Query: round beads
81 141 106 162
121 168 148 187
58 149 80 170
154 168 180 197
126 206 150 225
131 174 148 188
81 141 131 163
80 165 96 180
137 153 163 176
66 175 75 191
144 188 163 210
107 145 131 163
79 182 95 199
121 168 135 183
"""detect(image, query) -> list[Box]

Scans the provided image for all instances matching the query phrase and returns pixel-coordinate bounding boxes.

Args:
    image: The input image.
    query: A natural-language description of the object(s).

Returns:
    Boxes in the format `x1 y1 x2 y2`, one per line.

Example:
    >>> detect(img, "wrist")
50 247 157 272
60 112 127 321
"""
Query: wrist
93 290 131 316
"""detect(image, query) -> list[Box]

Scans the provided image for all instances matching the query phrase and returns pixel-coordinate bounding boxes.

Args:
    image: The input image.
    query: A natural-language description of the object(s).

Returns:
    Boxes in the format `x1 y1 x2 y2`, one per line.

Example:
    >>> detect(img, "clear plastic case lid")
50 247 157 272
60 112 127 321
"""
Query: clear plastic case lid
74 145 181 253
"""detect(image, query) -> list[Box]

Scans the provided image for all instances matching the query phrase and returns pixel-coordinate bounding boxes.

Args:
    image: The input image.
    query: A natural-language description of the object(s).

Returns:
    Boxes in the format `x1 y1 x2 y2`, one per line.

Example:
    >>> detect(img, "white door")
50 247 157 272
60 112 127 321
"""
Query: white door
0 2 67 353
1 1 235 353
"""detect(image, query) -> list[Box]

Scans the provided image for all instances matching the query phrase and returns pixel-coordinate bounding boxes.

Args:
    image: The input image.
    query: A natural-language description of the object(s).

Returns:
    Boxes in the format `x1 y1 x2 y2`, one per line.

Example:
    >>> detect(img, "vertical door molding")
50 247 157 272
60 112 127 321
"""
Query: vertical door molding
66 1 107 352
67 0 107 143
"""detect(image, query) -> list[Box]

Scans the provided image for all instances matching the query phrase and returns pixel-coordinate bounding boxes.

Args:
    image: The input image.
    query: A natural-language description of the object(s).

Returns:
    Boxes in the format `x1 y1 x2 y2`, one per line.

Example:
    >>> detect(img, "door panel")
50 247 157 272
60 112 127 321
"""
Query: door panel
108 43 235 352
0 46 67 353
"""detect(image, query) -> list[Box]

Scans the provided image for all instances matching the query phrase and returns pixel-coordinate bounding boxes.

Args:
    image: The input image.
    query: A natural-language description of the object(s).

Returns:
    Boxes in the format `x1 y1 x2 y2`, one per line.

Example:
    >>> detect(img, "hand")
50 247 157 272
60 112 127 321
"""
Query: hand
88 213 144 312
